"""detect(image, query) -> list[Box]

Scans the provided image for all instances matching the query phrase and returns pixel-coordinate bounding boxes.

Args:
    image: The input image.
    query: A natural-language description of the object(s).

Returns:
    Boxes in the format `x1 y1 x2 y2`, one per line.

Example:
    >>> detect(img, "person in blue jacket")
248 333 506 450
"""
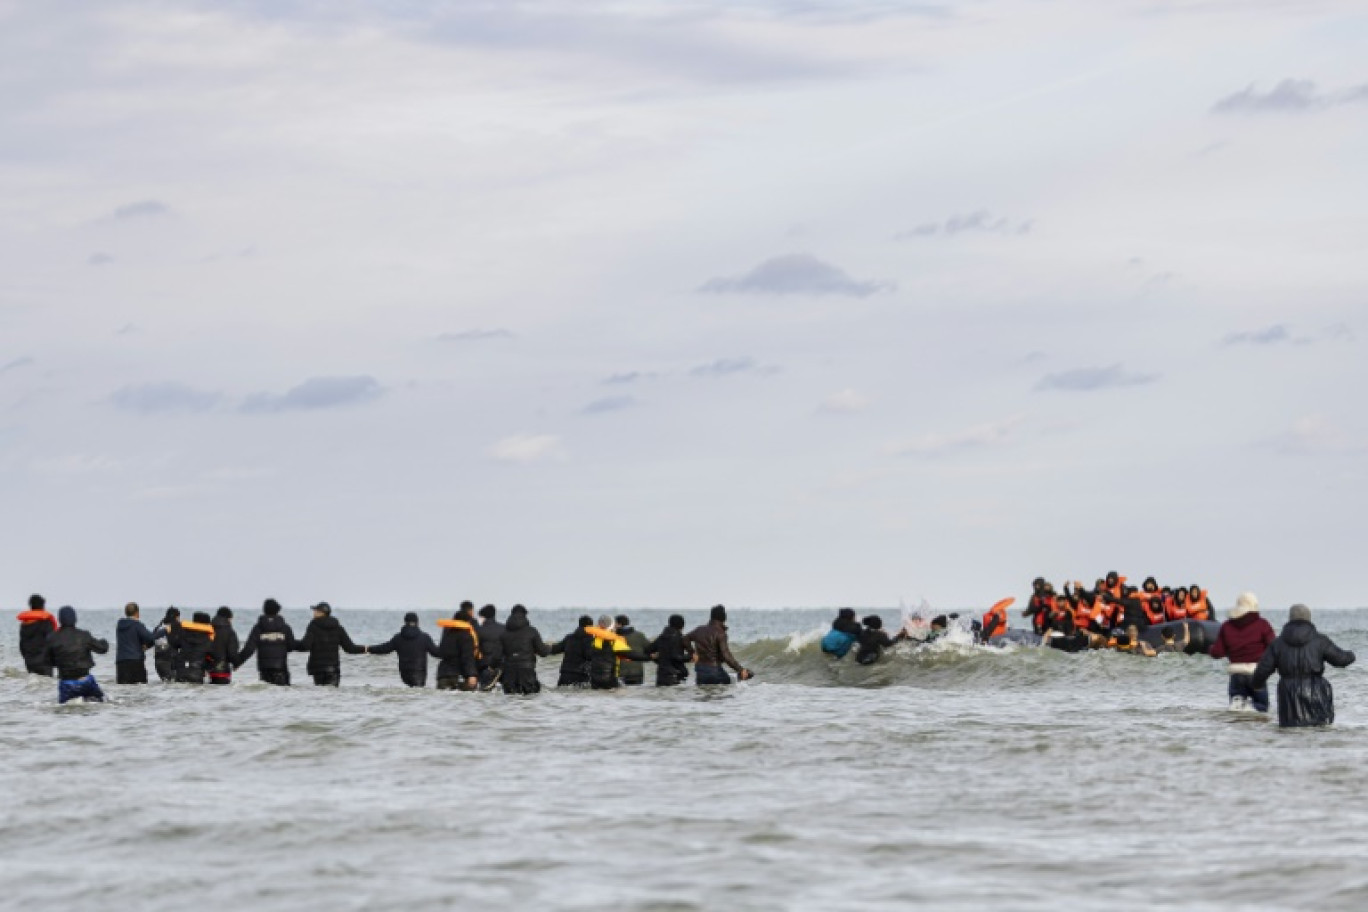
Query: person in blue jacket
821 608 863 658
114 602 164 684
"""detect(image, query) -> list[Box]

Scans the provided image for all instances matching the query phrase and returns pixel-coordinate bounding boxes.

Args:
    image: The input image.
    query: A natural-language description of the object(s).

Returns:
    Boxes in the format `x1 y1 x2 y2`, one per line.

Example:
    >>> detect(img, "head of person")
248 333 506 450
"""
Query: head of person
596 614 614 631
263 599 282 617
1230 592 1259 619
668 614 685 630
125 602 140 618
1174 589 1188 605
1080 591 1095 607
1114 632 1132 648
1094 578 1106 592
1160 627 1176 643
710 604 727 624
29 594 46 611
456 603 475 621
1188 585 1202 600
510 604 528 617
838 607 856 621
1106 571 1119 588
312 602 331 618
1143 577 1158 593
615 614 630 630
58 606 77 628
1032 577 1045 593
1289 604 1312 623
578 614 593 629
1125 624 1139 642
479 604 497 621
863 615 883 631
193 611 212 625
215 606 232 621
162 607 181 625
930 615 947 631
404 611 419 626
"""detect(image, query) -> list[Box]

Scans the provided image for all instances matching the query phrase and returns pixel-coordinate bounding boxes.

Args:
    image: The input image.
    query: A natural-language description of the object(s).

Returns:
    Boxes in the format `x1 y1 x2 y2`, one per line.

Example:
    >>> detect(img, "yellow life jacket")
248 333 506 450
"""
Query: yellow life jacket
436 618 482 660
180 621 215 639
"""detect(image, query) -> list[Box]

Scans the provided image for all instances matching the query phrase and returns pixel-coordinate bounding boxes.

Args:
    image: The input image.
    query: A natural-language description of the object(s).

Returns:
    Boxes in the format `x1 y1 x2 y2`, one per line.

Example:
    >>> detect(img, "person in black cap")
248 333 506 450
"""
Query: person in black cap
614 614 652 686
684 605 751 686
498 605 552 695
296 602 366 687
369 613 441 687
476 605 505 690
169 611 216 683
207 607 240 685
550 615 595 688
154 607 181 682
45 607 109 703
236 599 297 686
1251 604 1356 727
647 614 692 686
114 602 164 684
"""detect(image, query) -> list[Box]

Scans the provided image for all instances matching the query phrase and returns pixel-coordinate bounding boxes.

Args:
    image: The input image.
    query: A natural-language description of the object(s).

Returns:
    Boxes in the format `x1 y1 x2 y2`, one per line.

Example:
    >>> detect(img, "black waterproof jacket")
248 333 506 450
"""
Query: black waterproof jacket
209 619 241 675
855 628 897 665
587 633 649 688
237 615 297 671
550 626 594 684
1252 619 1356 727
500 614 551 671
648 626 692 685
115 618 162 663
169 624 213 682
436 622 480 681
370 626 441 678
477 619 506 671
297 616 365 673
19 616 56 674
44 627 109 679
616 626 652 685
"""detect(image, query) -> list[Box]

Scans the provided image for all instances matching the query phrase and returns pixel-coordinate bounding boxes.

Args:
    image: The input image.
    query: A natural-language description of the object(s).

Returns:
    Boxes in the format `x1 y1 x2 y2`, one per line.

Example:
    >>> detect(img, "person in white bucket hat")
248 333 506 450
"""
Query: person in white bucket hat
1209 592 1275 711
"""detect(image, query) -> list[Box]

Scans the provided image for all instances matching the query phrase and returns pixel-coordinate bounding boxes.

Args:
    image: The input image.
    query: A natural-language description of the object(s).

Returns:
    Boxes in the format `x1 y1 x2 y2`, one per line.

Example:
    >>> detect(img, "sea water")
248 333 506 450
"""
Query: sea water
3 607 1367 911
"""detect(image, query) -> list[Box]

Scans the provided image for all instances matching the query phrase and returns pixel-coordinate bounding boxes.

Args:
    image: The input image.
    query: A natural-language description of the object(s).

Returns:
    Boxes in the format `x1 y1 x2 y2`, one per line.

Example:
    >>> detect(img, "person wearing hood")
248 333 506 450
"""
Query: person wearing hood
648 614 693 686
1209 592 1277 712
154 608 181 682
114 602 164 684
476 604 505 690
585 614 650 690
1252 604 1355 727
44 607 109 703
169 611 216 683
17 593 57 677
821 608 863 659
208 607 241 685
235 599 296 686
614 614 652 686
369 613 441 687
435 602 481 691
684 605 752 686
296 602 366 687
550 615 595 688
498 605 552 695
855 615 908 665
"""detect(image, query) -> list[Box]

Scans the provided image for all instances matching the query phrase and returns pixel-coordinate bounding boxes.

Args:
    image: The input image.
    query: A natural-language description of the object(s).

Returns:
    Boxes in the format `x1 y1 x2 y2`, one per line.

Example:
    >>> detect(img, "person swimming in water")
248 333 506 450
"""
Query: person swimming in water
855 615 907 665
821 608 862 658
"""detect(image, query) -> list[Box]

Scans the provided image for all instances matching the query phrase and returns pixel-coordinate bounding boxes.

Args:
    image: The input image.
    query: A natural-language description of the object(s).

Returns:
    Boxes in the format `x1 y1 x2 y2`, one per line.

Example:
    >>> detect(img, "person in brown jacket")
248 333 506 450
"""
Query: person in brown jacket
684 605 752 686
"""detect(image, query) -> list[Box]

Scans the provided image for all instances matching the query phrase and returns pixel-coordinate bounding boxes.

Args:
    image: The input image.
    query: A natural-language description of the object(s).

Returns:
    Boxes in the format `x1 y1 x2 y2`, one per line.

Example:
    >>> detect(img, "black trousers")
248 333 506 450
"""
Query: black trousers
400 669 427 688
312 667 340 687
115 660 148 684
436 676 476 691
260 667 291 686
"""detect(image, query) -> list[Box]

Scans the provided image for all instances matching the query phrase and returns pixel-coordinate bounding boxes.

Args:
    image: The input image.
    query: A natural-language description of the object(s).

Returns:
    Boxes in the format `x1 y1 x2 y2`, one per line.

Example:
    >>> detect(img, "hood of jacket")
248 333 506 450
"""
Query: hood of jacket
1281 618 1316 647
312 615 341 632
398 625 424 641
1229 613 1262 630
506 613 529 632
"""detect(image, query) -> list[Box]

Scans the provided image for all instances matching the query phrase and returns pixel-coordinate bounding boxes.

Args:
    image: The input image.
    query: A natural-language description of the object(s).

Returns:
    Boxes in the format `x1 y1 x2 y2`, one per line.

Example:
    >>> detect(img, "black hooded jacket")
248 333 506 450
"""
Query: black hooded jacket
19 616 56 672
500 613 551 671
169 623 214 682
297 615 365 673
855 627 898 665
550 626 594 684
648 626 692 685
370 626 441 677
477 618 506 670
436 621 480 680
115 618 162 663
44 627 109 679
1252 619 1356 727
209 619 241 674
237 615 297 671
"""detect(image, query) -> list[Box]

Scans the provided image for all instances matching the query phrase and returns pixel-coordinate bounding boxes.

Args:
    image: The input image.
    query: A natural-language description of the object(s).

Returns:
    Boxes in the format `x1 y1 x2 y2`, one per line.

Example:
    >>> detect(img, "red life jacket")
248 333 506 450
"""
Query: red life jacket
1186 592 1210 621
1141 594 1166 625
17 609 58 630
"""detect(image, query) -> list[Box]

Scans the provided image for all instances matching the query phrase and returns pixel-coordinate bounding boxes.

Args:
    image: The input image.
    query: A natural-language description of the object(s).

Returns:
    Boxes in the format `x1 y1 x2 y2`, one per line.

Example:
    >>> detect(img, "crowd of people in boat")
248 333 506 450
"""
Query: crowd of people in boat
13 597 754 704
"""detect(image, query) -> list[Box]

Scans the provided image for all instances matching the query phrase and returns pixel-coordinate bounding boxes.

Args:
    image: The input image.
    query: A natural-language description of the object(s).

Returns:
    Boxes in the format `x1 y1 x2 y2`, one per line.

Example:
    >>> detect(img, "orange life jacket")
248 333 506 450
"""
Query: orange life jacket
1186 592 1210 621
180 620 215 639
982 598 1013 638
17 609 57 629
437 618 482 660
1073 601 1097 630
1140 594 1166 625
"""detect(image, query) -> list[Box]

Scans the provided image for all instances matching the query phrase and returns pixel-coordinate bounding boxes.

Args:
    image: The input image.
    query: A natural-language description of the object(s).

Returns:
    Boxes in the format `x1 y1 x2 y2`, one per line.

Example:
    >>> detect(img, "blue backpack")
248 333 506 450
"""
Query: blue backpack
821 628 857 659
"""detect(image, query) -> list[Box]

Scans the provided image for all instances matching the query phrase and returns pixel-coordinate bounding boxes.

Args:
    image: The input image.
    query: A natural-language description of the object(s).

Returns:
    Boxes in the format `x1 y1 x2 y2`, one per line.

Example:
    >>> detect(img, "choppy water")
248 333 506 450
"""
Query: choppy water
3 607 1367 911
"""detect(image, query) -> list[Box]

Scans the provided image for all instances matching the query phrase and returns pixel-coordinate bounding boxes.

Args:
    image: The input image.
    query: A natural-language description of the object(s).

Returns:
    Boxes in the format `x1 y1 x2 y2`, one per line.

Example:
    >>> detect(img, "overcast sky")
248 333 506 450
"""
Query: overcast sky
2 0 1366 611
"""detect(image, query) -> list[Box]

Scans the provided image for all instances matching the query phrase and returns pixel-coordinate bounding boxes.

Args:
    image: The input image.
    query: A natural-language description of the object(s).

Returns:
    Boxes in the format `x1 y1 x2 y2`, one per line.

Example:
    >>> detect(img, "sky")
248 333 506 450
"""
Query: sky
2 0 1366 611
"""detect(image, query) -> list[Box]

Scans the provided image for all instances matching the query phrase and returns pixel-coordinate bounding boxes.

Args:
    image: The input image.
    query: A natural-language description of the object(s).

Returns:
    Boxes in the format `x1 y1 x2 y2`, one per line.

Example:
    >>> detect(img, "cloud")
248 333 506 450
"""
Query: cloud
817 389 869 414
699 254 889 297
1212 79 1368 114
603 371 657 385
488 433 564 464
436 328 515 342
1324 323 1355 342
112 200 171 220
1223 324 1291 346
896 210 1032 239
688 357 778 378
241 376 383 413
110 381 223 414
1 356 35 375
88 252 113 266
889 418 1019 458
1035 364 1159 392
581 395 638 415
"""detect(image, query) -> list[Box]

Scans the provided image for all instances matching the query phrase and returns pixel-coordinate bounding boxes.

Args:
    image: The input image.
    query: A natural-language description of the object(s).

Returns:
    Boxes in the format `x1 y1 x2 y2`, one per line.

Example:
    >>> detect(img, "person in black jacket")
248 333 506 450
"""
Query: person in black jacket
855 615 907 665
648 614 693 686
154 608 180 682
551 615 595 687
114 602 164 684
1251 604 1356 728
235 599 296 685
296 602 366 687
18 593 57 676
170 611 215 683
436 602 481 691
614 614 652 686
476 604 505 691
45 606 109 703
498 605 551 694
369 613 441 687
208 607 241 685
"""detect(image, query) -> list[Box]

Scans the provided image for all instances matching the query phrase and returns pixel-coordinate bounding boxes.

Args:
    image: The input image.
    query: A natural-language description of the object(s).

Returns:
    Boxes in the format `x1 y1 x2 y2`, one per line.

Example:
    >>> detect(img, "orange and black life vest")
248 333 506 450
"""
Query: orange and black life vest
437 618 482 660
17 609 58 630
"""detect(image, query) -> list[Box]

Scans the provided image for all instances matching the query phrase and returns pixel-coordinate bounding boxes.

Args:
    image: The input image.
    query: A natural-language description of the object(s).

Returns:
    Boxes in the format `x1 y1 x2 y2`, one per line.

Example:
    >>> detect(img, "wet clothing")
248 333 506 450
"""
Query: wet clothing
648 626 692 686
298 615 365 685
208 618 241 685
1251 619 1356 727
616 626 652 686
855 628 898 665
821 615 863 659
551 626 594 687
684 621 745 683
115 660 148 685
114 618 163 663
1228 674 1270 713
1210 614 1276 666
236 614 297 683
169 623 213 684
436 620 480 688
58 675 105 704
370 626 441 688
695 664 733 686
18 611 57 676
477 618 505 672
499 613 551 695
44 626 109 681
587 629 649 690
154 631 176 682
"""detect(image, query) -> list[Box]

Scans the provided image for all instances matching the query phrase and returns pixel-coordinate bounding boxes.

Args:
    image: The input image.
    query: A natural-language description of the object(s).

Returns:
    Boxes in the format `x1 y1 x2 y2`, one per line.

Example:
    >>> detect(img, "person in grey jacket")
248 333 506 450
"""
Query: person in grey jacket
45 607 109 703
115 602 164 684
1252 604 1356 728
